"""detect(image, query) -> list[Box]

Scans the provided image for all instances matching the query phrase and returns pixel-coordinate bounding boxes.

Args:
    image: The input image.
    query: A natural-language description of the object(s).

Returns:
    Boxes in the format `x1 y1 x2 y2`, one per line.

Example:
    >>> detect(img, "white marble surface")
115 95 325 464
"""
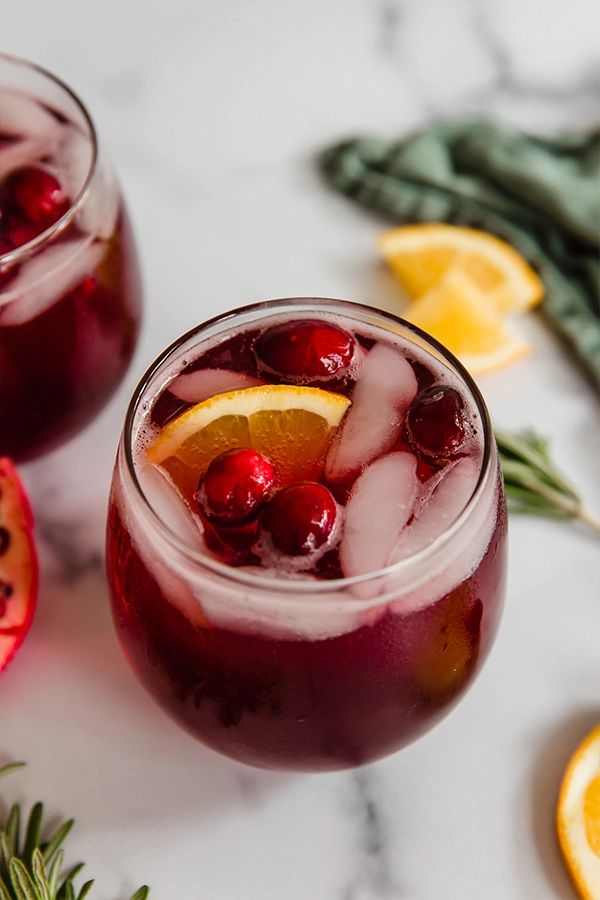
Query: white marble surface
2 1 600 898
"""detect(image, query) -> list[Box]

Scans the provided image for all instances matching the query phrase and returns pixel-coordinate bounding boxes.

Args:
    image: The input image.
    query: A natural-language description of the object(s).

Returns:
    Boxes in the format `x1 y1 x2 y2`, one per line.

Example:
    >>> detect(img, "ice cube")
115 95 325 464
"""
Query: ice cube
170 368 266 403
0 136 57 181
133 463 207 626
76 159 120 239
138 462 202 549
57 124 93 201
325 343 417 482
390 456 478 563
0 89 63 139
0 237 103 326
340 451 418 579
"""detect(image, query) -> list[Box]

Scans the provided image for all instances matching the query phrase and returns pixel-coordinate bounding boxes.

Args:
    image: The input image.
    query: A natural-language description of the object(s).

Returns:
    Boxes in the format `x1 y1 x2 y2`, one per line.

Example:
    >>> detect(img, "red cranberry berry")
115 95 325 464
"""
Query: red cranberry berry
405 385 467 460
201 512 261 566
1 166 70 228
255 320 354 380
263 482 337 556
195 448 276 526
2 214 42 249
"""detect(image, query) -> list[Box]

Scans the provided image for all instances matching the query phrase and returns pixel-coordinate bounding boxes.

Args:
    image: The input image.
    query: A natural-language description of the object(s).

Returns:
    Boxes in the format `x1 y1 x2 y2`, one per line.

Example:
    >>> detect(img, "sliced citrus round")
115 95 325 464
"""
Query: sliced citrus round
0 457 38 673
557 724 600 900
147 384 351 500
379 223 544 313
403 269 531 374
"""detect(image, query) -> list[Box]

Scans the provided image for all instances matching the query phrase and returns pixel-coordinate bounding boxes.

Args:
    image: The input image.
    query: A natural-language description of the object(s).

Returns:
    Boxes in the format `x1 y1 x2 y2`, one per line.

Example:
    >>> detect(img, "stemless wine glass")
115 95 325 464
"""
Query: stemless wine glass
106 298 507 772
0 53 142 461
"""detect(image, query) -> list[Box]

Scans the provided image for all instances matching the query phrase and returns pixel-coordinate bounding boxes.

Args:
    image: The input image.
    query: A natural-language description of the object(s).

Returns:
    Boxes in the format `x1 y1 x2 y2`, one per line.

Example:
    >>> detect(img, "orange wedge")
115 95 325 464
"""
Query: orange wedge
379 223 544 313
402 269 530 374
557 724 600 900
147 384 350 500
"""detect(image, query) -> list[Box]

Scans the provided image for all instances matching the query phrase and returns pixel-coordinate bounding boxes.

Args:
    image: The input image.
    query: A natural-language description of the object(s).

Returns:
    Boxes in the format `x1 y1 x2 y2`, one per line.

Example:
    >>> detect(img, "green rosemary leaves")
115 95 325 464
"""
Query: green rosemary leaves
495 429 600 533
0 763 149 900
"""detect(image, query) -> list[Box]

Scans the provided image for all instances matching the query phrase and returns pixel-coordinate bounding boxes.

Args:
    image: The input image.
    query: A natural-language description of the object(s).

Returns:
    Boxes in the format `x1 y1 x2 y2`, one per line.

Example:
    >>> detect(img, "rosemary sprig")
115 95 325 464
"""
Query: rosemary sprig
495 428 600 534
0 763 149 900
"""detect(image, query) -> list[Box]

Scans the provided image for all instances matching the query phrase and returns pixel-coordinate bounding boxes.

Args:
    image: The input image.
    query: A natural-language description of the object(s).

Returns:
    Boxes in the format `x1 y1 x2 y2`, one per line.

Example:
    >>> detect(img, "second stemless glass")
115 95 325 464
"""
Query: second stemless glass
106 299 507 772
0 53 142 461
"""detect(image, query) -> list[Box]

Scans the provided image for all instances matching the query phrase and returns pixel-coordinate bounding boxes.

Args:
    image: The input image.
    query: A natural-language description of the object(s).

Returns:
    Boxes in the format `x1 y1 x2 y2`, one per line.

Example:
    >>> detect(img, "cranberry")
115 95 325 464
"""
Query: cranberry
201 512 261 566
3 213 45 248
1 166 70 227
255 320 355 380
195 448 276 526
405 385 466 460
263 482 337 556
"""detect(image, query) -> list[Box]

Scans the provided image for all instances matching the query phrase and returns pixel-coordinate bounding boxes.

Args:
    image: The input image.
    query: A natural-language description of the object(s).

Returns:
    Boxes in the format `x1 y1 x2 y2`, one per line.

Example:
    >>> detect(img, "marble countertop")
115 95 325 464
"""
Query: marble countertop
2 1 600 898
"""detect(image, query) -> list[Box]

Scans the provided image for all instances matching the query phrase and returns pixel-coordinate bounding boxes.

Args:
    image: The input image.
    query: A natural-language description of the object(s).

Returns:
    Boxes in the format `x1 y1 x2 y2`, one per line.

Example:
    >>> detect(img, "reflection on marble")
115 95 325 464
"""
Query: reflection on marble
1 0 599 897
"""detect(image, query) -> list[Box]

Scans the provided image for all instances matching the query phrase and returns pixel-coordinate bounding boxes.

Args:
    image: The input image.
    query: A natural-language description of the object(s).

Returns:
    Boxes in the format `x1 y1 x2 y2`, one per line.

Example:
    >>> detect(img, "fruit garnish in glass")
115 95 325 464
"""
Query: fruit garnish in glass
0 53 142 461
107 298 507 771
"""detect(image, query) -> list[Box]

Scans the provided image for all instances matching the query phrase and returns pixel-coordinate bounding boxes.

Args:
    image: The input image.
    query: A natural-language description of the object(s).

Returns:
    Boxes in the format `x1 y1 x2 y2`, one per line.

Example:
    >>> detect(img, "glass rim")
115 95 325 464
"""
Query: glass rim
121 296 496 594
0 51 99 268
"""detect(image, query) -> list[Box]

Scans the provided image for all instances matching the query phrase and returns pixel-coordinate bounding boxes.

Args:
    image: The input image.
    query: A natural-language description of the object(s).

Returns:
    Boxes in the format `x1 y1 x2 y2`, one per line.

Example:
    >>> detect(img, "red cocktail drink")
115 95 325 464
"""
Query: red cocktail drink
0 54 142 460
107 299 506 771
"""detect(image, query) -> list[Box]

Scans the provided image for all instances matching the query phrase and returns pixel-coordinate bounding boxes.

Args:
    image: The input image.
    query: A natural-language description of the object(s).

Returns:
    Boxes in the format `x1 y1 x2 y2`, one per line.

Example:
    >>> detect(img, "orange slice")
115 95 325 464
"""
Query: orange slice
379 223 544 313
557 724 600 900
147 384 351 500
402 269 530 374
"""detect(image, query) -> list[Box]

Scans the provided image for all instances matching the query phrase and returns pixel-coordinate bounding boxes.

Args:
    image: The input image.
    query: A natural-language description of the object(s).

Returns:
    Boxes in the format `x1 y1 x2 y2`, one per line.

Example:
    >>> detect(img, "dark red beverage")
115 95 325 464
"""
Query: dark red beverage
107 299 506 771
0 54 142 460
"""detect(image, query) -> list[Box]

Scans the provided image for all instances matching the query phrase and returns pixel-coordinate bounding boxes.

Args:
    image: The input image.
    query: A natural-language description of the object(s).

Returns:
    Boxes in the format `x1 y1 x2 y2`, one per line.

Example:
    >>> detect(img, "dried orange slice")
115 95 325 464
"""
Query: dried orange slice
379 223 544 313
147 385 350 500
557 724 600 900
402 269 530 374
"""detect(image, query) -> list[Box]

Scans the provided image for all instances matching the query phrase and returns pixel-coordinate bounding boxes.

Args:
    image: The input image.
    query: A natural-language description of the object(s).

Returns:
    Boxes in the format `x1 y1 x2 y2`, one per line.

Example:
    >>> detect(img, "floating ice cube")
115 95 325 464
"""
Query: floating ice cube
340 451 418 579
325 344 417 482
57 124 93 201
0 237 103 326
390 456 478 564
0 136 57 181
0 89 63 140
170 368 266 403
76 159 120 239
138 462 202 549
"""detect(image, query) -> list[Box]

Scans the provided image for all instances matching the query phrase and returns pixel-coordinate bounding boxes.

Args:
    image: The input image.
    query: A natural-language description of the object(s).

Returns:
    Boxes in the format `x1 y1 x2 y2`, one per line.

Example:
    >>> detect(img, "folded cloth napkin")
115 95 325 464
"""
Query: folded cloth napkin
319 121 600 390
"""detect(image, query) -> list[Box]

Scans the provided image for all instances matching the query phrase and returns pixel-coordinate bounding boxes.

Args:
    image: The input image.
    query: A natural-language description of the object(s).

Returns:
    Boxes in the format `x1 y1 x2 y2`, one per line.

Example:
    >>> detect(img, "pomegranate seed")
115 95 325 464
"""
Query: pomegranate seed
195 448 275 526
405 385 466 460
0 526 10 555
1 166 70 226
254 320 354 380
263 482 337 556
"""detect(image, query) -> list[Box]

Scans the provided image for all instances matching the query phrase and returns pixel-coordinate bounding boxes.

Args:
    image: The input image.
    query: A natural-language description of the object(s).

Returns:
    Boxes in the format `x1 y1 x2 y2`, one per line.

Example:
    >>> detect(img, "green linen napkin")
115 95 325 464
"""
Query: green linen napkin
319 121 600 390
